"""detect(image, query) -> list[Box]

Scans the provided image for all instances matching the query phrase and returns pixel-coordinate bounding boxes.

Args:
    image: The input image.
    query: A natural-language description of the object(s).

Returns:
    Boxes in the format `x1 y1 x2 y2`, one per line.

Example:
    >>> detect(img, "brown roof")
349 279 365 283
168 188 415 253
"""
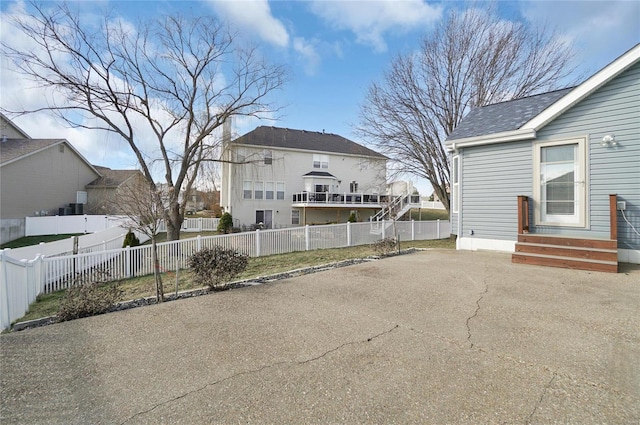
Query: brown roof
0 138 65 165
233 126 387 159
86 166 142 188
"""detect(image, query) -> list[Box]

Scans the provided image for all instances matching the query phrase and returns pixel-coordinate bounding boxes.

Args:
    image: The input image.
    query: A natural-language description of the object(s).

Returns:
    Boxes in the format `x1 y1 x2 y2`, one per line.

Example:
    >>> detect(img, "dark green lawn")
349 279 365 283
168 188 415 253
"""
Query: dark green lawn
0 234 83 249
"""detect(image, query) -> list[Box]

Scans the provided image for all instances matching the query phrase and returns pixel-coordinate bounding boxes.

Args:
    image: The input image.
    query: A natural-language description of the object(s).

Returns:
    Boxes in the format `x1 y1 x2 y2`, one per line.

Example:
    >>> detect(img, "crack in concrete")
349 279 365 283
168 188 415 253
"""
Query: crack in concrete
119 324 399 424
526 371 557 425
466 277 488 349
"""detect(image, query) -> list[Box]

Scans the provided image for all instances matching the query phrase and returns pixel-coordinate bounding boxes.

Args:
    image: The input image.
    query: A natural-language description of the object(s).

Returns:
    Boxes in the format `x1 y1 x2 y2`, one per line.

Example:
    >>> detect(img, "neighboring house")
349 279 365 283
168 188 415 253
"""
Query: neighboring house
445 44 640 272
0 114 101 243
85 166 147 215
221 126 388 228
0 113 146 243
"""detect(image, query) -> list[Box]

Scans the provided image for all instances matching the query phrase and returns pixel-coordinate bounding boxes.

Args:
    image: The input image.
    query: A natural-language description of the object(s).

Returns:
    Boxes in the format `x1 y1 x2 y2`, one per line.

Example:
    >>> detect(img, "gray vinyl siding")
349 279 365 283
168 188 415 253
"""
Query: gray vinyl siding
534 61 640 249
460 141 532 241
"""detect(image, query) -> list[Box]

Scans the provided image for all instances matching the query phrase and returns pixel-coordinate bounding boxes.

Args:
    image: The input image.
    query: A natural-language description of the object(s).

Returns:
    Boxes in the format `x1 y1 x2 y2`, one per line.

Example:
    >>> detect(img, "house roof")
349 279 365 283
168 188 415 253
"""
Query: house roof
1 138 65 165
446 43 640 150
0 113 31 139
86 166 142 188
232 126 387 159
447 88 574 141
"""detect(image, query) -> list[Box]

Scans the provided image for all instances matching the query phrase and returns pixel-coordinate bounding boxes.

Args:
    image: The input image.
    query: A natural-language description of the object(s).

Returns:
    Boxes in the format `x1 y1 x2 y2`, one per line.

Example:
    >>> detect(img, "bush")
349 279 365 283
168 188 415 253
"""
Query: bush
188 246 248 290
122 229 140 248
217 212 233 234
347 212 357 223
371 237 398 256
58 269 122 321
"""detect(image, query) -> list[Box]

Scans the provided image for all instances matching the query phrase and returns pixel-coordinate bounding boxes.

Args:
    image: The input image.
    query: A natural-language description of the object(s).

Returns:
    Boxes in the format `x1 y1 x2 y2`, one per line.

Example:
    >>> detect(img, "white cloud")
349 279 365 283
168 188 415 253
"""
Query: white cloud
293 37 321 76
309 0 443 52
207 0 290 47
520 1 640 74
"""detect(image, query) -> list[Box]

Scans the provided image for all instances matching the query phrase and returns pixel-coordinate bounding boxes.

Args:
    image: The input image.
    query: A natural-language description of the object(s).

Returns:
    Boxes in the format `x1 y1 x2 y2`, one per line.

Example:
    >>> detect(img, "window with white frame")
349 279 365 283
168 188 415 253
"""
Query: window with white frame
313 154 329 169
534 138 586 227
276 182 285 200
264 150 273 165
291 210 300 225
254 181 264 200
265 182 274 200
452 156 459 213
243 181 252 199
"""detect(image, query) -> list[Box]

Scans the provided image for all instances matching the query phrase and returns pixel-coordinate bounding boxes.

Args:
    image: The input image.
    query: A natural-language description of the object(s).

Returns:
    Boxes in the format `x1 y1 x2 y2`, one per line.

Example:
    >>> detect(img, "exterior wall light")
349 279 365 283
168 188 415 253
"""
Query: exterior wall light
601 134 616 147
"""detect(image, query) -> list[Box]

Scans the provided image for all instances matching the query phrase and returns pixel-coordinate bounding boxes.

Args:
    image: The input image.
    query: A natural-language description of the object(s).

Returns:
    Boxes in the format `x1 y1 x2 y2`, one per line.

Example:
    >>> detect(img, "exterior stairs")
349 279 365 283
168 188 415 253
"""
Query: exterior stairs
512 234 618 273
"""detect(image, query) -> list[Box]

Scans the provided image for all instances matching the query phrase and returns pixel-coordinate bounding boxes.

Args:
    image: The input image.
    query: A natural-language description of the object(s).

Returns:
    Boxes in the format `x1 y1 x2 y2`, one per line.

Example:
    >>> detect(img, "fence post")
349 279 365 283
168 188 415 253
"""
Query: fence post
256 229 261 257
411 219 415 241
197 235 202 251
305 225 310 251
437 219 441 239
199 217 203 232
125 245 132 278
346 221 352 247
1 251 10 330
382 219 386 239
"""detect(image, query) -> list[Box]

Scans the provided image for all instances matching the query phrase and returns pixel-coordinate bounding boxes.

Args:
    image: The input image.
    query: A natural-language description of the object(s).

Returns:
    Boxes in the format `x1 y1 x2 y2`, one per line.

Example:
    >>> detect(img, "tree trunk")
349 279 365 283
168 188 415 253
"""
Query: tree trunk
151 238 164 302
166 200 183 241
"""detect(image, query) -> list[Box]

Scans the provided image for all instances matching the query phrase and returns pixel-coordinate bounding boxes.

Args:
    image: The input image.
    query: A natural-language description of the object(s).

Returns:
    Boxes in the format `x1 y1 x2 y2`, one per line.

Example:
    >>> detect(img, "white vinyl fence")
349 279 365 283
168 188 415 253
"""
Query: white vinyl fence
158 217 220 233
25 215 131 236
1 219 449 330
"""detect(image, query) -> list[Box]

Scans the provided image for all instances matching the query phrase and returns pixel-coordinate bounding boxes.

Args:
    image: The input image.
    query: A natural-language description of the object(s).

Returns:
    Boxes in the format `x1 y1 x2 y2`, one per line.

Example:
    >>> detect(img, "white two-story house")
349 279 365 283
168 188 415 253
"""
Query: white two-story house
221 126 388 228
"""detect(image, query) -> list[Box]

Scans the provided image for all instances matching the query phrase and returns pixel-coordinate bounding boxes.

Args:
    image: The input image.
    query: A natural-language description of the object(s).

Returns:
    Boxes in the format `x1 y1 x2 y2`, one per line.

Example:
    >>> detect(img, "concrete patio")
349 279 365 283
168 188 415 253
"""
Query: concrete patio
1 249 638 424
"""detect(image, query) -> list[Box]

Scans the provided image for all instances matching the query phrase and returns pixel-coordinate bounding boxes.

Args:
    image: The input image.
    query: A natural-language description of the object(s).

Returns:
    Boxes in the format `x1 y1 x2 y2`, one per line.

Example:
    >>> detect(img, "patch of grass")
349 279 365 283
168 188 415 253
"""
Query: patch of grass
407 208 450 221
1 234 83 249
150 231 222 244
13 237 455 325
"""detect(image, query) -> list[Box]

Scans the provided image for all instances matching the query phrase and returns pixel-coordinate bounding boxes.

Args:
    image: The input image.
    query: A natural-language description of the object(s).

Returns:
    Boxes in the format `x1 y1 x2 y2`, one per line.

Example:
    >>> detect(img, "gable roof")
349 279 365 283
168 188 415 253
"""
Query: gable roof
86 166 143 188
0 113 31 139
0 138 64 165
446 43 640 150
447 88 574 140
232 126 387 159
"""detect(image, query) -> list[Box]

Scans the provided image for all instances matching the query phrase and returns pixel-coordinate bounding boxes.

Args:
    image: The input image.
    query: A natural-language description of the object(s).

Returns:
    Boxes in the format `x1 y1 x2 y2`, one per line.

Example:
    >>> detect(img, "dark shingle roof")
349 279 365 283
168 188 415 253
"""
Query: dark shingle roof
233 126 387 159
0 139 65 165
447 88 574 141
86 166 141 188
303 171 336 177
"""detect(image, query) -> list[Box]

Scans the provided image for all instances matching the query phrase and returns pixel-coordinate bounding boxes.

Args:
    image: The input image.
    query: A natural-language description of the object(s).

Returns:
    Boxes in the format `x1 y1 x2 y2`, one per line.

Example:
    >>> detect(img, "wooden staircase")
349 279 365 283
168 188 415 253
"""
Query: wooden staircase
511 195 619 273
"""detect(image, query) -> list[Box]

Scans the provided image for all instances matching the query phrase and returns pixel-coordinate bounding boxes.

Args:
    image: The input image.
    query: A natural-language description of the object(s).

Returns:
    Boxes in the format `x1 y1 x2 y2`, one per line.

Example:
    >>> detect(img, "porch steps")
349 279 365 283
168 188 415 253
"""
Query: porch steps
512 234 618 273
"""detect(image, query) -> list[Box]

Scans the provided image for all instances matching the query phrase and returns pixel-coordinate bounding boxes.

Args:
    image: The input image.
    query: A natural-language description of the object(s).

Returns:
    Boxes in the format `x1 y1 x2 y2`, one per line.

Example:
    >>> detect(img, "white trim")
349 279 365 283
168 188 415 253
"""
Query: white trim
445 129 536 151
451 155 460 214
533 138 588 228
618 249 640 265
524 44 640 130
457 237 516 253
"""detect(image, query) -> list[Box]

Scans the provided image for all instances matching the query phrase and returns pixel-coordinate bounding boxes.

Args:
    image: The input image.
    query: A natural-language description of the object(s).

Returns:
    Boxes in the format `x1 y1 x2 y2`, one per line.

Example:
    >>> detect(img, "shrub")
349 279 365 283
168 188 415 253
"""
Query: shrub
347 212 357 223
371 237 398 256
122 229 140 248
58 269 122 321
217 212 233 234
188 246 248 290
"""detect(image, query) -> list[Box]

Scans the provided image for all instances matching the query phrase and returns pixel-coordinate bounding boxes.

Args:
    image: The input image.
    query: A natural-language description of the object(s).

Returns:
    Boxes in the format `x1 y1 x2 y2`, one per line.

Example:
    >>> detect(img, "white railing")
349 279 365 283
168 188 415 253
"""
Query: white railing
292 192 382 205
420 201 446 210
157 217 220 233
0 219 450 330
25 215 130 236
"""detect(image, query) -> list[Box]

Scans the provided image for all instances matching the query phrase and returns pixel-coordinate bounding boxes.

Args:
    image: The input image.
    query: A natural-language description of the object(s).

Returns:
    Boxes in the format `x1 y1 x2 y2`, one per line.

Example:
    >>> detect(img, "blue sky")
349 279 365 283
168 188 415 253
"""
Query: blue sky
1 0 639 194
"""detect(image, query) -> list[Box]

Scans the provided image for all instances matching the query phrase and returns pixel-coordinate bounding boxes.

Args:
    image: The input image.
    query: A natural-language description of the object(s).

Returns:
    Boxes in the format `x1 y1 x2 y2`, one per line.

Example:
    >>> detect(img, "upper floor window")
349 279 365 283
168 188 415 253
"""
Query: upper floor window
254 181 264 200
243 181 252 199
265 182 274 200
276 182 285 200
264 150 273 165
313 154 329 169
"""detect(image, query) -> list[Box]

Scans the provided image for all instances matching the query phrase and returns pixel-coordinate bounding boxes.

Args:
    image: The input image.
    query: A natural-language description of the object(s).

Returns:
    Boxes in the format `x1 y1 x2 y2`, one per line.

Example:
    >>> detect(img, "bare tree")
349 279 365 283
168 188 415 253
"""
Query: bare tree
115 177 166 302
2 2 289 239
356 4 576 213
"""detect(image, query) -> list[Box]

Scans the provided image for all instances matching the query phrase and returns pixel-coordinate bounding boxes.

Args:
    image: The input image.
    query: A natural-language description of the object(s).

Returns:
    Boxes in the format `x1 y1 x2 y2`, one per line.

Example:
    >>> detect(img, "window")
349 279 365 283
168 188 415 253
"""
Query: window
534 138 586 226
315 184 329 193
313 154 329 169
256 210 273 228
291 210 300 225
243 181 252 199
276 182 285 200
265 182 274 200
254 181 264 200
452 156 459 213
349 181 358 193
264 150 273 165
236 150 246 163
